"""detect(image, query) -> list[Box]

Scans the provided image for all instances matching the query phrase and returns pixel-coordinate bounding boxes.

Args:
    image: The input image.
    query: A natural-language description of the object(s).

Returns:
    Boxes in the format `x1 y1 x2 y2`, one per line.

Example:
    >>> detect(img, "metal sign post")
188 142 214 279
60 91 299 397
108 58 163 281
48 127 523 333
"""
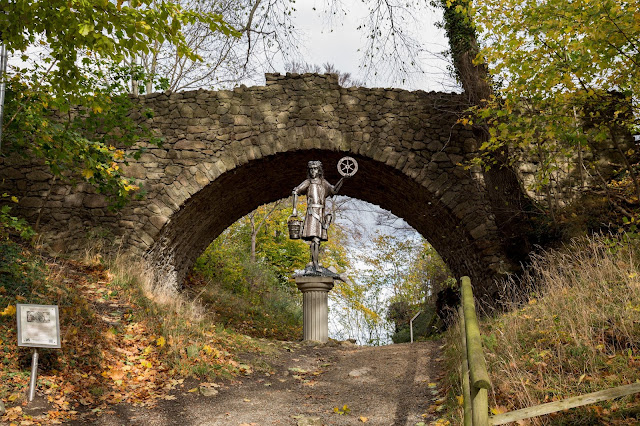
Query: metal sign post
16 304 61 402
28 349 39 401
410 311 421 343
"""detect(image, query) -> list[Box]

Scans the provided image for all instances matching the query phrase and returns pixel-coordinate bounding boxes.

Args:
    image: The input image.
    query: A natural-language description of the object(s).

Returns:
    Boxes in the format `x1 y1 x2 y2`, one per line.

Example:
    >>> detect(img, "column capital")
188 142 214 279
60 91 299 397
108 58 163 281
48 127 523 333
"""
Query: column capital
295 275 335 293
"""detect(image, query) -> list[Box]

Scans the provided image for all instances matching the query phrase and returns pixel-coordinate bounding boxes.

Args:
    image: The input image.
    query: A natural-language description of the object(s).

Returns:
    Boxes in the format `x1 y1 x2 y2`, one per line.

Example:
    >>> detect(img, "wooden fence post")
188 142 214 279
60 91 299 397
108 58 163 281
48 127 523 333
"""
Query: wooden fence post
459 305 473 426
458 278 640 425
461 276 490 426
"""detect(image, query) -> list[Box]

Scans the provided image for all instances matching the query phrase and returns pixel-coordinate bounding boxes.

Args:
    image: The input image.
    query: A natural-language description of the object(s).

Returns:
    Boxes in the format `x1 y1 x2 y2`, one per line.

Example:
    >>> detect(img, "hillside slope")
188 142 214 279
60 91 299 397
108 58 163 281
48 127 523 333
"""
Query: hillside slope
442 236 640 425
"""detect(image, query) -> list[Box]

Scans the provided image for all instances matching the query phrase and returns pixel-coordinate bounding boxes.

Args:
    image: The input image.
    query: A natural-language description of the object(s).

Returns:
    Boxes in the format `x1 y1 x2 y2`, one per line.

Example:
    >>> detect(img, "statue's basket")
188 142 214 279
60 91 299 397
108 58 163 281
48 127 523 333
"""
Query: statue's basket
288 217 302 240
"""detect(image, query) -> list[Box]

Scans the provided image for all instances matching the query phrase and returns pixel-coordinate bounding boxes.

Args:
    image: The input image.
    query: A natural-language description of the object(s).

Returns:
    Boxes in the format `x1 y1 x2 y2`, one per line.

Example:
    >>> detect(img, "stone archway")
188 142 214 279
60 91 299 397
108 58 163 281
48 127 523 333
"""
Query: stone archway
0 73 525 299
145 149 505 296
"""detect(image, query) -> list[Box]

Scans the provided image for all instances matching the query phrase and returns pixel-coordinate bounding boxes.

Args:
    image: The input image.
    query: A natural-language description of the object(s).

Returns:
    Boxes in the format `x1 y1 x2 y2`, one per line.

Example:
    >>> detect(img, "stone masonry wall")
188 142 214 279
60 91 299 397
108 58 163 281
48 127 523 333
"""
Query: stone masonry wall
0 73 516 298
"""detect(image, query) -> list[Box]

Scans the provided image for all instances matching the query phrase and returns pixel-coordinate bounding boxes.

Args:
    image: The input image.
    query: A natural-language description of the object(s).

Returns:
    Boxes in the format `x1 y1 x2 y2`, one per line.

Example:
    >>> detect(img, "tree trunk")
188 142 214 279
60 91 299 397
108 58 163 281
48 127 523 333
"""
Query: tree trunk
440 0 535 277
250 232 257 263
249 213 257 263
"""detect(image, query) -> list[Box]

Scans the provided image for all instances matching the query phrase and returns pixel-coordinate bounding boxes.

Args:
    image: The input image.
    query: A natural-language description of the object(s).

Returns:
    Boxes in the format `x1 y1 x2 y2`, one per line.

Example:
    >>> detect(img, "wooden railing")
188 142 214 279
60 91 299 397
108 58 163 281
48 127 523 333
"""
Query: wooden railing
458 276 640 425
459 276 491 425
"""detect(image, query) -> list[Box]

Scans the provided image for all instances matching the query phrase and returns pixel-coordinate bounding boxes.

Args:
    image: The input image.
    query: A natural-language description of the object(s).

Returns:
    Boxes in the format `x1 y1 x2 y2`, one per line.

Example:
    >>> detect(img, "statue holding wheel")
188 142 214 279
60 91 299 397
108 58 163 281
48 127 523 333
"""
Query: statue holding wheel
290 157 358 274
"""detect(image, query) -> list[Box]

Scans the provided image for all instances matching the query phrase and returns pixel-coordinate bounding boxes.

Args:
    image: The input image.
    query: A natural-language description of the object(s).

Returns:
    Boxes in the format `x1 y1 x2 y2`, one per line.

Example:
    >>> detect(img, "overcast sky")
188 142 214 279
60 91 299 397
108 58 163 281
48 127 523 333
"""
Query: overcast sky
268 1 457 92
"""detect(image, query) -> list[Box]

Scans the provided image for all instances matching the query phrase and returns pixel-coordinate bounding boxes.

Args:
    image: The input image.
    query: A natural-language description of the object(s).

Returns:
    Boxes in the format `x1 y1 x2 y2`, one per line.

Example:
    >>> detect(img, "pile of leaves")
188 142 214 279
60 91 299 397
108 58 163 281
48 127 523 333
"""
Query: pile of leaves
0 240 262 424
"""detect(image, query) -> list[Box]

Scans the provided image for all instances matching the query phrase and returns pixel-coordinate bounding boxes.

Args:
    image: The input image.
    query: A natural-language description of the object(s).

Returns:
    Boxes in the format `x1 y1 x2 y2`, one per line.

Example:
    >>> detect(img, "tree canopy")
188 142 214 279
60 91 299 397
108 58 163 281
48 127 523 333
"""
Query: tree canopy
0 0 237 208
470 0 639 211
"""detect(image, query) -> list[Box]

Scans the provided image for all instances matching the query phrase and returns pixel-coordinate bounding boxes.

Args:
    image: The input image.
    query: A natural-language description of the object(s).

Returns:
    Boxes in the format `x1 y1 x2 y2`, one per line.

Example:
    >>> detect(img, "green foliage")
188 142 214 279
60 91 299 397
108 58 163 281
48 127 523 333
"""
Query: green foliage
331 232 452 345
390 304 437 343
3 64 158 208
195 201 309 291
197 280 302 341
434 0 479 83
192 201 321 340
0 240 44 298
248 202 312 281
361 233 452 307
0 195 34 241
469 0 640 204
1 0 238 99
1 0 237 208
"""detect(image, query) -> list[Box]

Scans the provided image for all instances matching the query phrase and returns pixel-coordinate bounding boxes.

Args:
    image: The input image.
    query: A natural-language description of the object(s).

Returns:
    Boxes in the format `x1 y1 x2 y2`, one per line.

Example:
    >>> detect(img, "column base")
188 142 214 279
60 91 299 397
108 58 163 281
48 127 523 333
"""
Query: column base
295 275 334 343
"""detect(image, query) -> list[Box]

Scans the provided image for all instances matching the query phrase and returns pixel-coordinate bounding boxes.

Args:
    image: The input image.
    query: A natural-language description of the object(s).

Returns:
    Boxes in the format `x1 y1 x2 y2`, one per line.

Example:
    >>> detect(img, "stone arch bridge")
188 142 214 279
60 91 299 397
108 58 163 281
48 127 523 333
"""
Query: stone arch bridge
0 73 530 299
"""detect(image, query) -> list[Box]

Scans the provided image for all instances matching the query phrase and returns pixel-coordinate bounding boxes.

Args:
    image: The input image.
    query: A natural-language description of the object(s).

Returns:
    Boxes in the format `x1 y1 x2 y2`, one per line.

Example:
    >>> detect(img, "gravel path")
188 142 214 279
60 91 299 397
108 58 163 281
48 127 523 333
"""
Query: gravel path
69 340 444 426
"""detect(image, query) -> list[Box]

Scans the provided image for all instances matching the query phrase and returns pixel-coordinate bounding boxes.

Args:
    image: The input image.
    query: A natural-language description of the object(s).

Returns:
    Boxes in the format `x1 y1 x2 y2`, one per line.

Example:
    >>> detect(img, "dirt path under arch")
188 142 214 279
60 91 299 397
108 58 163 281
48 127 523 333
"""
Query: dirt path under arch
68 340 445 426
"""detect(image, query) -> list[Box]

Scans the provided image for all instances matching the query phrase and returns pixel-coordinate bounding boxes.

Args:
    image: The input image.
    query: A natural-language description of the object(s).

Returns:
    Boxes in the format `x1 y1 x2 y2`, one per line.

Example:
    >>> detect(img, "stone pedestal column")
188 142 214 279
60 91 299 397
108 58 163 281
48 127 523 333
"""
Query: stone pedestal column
295 275 334 343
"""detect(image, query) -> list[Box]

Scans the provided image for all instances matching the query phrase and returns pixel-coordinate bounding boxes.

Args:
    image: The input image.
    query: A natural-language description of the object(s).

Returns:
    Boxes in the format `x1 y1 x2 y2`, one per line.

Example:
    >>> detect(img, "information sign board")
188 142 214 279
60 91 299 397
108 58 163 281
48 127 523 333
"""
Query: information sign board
16 304 61 348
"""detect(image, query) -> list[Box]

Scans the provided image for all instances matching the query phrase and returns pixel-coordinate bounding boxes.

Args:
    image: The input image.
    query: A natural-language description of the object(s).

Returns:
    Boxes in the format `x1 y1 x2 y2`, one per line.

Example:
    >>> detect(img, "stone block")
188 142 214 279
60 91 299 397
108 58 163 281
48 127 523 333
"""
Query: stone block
121 163 147 179
64 193 84 207
427 140 444 151
432 151 450 162
84 194 108 208
174 139 206 150
470 223 488 239
195 170 209 187
166 165 182 176
150 215 169 230
20 197 44 208
26 170 52 181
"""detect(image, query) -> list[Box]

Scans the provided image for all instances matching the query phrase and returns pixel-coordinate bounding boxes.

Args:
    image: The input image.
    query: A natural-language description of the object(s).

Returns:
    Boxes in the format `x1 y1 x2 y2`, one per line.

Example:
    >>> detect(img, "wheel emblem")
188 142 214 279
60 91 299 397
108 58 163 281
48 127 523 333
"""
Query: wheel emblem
337 157 358 177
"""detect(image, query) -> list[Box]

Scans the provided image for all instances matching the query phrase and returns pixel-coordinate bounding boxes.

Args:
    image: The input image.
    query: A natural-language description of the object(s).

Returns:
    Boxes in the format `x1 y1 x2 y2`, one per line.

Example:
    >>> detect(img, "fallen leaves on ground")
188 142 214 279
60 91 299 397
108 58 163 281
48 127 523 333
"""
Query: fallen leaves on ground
333 404 351 415
0 258 250 424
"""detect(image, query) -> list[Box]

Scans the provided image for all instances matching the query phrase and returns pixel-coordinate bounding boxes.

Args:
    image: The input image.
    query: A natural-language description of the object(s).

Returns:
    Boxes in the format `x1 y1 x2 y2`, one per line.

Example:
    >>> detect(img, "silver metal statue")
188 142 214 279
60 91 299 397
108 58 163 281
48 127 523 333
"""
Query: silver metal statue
290 157 358 273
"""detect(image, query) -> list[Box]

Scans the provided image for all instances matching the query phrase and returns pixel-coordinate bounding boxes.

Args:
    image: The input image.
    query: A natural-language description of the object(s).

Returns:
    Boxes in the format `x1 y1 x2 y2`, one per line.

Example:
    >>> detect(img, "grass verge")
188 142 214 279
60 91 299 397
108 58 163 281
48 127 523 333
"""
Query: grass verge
440 235 640 425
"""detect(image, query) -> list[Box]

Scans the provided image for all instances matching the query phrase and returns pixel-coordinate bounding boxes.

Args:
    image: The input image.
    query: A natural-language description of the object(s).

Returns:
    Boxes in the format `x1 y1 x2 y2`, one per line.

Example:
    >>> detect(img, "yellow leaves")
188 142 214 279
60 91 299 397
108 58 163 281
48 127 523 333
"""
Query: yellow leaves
82 169 95 180
10 196 18 203
137 20 151 31
202 344 215 355
123 183 139 192
1 304 16 316
113 149 125 160
156 336 166 348
490 405 508 415
3 406 23 421
359 416 369 422
458 117 473 127
457 394 464 405
140 359 152 368
578 373 587 384
334 404 351 415
7 392 22 402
